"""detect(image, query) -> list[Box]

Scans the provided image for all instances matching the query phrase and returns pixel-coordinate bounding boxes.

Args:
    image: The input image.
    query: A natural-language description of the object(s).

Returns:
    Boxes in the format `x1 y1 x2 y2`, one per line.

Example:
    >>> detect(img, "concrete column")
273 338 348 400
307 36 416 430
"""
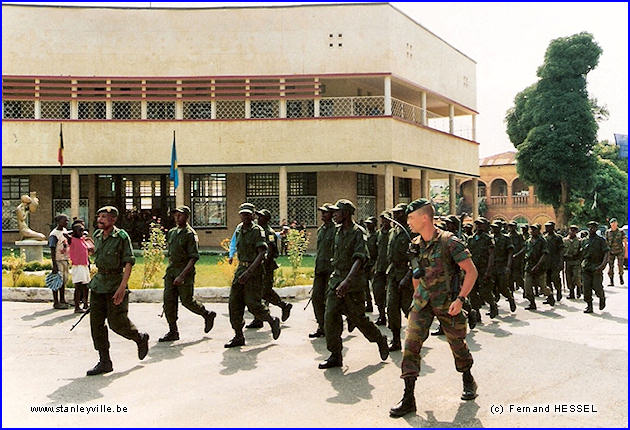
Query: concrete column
384 164 394 210
420 91 427 125
105 79 112 119
211 79 217 119
472 114 477 141
384 76 392 116
279 78 287 119
70 169 80 220
141 80 147 119
449 104 455 134
70 80 78 119
245 79 251 119
176 167 185 207
279 166 288 223
420 169 430 199
472 178 479 220
314 78 320 117
449 174 456 214
175 79 183 120
34 79 41 119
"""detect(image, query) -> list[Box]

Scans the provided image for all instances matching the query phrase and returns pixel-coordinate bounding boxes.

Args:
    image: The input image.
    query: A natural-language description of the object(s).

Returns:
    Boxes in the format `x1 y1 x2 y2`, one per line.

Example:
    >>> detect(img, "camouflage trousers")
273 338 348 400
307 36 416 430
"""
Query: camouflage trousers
565 262 582 296
582 269 604 304
401 302 473 379
371 271 388 314
608 253 625 280
468 277 496 311
524 271 551 302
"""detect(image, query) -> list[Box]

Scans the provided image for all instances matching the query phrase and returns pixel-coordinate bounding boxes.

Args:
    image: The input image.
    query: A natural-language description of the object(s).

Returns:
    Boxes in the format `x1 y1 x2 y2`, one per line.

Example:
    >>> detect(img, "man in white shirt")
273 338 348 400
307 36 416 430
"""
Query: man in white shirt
49 214 70 309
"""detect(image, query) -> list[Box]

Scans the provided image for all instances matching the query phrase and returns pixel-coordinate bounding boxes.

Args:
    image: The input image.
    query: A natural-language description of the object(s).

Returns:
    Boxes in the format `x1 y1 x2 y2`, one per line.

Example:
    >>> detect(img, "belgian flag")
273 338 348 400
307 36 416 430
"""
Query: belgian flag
58 124 64 166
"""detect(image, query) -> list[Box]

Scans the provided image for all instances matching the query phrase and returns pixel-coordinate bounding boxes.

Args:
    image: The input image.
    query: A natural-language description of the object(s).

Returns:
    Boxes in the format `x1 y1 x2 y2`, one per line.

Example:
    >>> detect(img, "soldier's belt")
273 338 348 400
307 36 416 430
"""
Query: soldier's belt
97 269 122 275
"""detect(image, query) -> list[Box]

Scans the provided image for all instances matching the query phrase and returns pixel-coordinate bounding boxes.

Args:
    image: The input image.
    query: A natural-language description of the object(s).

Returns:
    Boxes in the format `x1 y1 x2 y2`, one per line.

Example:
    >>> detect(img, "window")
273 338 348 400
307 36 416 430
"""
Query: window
78 101 106 119
288 173 317 227
40 101 70 119
191 174 227 227
123 177 163 212
112 101 141 119
287 99 314 118
246 173 279 225
51 175 89 222
3 101 34 119
250 100 279 118
398 178 411 204
357 173 376 221
183 101 212 119
2 176 29 230
147 101 175 120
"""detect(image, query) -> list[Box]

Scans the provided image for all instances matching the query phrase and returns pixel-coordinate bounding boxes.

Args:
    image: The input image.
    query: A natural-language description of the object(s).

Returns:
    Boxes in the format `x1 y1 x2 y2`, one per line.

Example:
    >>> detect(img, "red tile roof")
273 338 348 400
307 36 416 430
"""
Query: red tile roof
480 151 516 166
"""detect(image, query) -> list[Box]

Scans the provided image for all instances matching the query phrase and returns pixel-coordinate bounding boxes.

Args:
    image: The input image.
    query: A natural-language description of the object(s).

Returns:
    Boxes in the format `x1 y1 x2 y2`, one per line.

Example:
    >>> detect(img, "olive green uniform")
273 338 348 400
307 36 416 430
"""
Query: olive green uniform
509 231 525 291
260 224 284 308
386 225 414 334
372 226 391 317
229 223 272 331
312 220 335 332
544 231 564 297
89 227 143 353
581 234 609 305
523 235 552 303
563 236 582 298
606 229 626 281
491 232 515 302
163 223 210 324
364 230 378 309
324 222 383 356
467 232 496 312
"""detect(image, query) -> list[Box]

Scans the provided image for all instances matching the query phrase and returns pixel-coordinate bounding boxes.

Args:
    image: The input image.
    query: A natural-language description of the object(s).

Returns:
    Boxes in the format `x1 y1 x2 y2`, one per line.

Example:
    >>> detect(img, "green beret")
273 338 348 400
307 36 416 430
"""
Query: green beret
170 205 191 216
329 199 356 214
610 218 618 224
97 206 119 217
406 198 431 215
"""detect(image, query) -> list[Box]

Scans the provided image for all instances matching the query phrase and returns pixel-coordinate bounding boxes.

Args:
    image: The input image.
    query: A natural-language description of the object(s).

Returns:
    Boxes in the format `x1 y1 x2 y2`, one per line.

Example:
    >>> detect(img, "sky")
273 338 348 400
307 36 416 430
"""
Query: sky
6 1 628 157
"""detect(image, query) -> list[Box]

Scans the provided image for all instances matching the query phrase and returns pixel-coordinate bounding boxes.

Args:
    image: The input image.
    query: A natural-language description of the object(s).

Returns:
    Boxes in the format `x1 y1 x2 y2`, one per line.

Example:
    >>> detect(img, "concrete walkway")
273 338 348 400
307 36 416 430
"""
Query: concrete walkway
2 271 627 427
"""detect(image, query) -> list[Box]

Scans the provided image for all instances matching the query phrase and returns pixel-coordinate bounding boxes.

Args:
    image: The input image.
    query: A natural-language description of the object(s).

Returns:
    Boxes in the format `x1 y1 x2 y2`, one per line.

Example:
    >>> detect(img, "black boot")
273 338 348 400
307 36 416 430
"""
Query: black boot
86 350 113 376
378 335 390 360
584 302 593 313
389 378 416 417
159 323 180 342
542 295 555 306
347 318 356 333
461 370 478 400
489 302 498 319
375 313 387 326
568 289 575 299
204 310 217 333
620 275 624 285
269 316 281 340
467 310 477 330
136 333 149 360
577 288 582 298
431 324 444 336
281 302 293 322
224 332 245 348
308 327 325 338
508 297 516 312
599 296 606 310
556 290 562 302
524 300 537 311
245 319 264 329
318 353 343 369
365 300 373 313
389 330 401 351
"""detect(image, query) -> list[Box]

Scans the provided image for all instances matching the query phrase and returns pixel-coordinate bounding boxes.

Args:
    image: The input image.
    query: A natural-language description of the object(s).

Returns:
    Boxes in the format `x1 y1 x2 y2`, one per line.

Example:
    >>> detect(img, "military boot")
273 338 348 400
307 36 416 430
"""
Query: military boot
365 299 373 313
136 333 149 360
159 323 180 342
556 290 562 302
524 300 537 311
508 297 516 312
245 319 264 329
577 287 582 298
86 350 113 376
599 296 606 310
583 302 593 313
467 310 478 330
224 332 245 348
489 302 498 319
375 313 387 326
568 289 575 299
281 302 293 322
543 294 555 306
389 330 402 351
269 316 281 340
308 327 325 338
318 353 343 369
378 335 390 360
430 324 444 336
347 318 356 333
204 310 217 333
620 275 624 285
461 370 478 400
389 377 416 417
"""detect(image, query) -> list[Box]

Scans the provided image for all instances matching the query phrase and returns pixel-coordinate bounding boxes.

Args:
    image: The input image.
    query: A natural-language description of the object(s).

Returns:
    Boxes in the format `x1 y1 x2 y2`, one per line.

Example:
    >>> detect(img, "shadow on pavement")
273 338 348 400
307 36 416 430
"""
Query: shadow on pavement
324 362 386 404
478 321 511 338
402 400 483 427
46 365 143 405
144 338 208 365
34 312 78 328
219 344 275 375
309 336 330 361
597 312 627 324
21 307 61 321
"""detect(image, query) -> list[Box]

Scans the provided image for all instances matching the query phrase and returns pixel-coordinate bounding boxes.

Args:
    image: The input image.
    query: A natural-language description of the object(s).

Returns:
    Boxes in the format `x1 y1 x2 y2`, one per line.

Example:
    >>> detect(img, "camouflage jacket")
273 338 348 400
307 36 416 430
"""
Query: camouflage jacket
606 228 626 255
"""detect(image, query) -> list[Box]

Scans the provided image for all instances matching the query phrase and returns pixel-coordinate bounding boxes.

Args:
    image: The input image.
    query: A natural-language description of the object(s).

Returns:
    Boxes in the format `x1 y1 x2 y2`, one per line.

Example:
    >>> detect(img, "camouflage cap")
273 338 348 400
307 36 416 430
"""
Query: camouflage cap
255 208 271 218
97 206 119 217
329 199 356 214
406 198 431 215
318 203 334 212
587 221 599 227
391 203 408 213
170 205 191 216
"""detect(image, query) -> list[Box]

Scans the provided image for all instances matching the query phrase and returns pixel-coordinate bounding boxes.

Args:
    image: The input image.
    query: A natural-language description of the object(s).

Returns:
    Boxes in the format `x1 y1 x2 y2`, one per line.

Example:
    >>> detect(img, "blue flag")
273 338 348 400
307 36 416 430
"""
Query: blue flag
170 131 178 189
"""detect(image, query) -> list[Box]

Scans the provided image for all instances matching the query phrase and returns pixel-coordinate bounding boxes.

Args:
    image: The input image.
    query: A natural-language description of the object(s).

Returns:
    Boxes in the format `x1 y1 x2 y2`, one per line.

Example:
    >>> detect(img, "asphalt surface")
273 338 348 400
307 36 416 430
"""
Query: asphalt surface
2 271 628 427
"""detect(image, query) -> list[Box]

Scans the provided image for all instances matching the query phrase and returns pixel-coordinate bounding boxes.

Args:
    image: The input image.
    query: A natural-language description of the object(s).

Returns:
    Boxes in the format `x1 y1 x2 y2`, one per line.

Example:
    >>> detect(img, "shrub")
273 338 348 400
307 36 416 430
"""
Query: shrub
4 250 26 286
141 220 167 289
216 237 237 281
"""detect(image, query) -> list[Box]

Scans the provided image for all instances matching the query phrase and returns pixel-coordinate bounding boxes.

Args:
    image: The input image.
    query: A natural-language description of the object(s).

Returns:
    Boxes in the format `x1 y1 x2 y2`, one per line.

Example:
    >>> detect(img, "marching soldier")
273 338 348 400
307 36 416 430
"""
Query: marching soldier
309 203 335 338
605 218 627 286
159 206 216 342
246 209 292 329
544 221 565 301
523 223 555 310
462 223 473 243
521 225 530 241
225 203 281 348
319 199 389 369
372 211 392 326
389 199 478 418
87 206 149 376
364 216 378 313
563 225 583 299
507 221 526 292
581 221 609 313
386 203 414 351
490 222 516 313
467 218 497 320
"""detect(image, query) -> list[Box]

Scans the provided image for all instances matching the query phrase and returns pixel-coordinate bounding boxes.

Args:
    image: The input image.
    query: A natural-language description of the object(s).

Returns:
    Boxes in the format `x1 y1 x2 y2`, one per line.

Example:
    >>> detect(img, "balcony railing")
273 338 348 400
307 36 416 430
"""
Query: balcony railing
490 196 508 206
512 195 529 206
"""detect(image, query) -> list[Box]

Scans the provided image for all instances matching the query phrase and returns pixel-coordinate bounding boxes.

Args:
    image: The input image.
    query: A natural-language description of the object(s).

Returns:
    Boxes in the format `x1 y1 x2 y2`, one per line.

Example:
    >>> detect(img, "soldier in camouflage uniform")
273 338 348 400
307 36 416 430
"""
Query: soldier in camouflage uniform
544 221 565 301
309 203 335 338
605 218 626 286
563 225 583 299
364 216 378 313
582 221 609 313
87 206 149 376
523 224 555 310
386 203 415 351
507 221 526 293
390 199 478 418
372 211 392 326
490 222 516 313
159 206 216 342
246 209 293 329
225 203 281 348
319 199 389 369
467 218 498 320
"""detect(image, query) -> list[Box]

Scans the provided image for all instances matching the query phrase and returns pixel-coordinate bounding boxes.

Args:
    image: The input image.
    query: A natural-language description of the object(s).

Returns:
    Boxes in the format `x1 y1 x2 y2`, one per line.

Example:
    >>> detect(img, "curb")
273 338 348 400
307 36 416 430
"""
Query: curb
2 285 312 304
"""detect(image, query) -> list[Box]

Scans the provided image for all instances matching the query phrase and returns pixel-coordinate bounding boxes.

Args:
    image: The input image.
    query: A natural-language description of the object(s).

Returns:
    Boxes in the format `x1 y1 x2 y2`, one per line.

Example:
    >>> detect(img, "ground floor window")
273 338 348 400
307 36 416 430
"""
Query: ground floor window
191 174 227 228
357 173 376 222
288 172 317 227
51 175 90 224
246 173 279 225
2 176 29 230
399 178 411 204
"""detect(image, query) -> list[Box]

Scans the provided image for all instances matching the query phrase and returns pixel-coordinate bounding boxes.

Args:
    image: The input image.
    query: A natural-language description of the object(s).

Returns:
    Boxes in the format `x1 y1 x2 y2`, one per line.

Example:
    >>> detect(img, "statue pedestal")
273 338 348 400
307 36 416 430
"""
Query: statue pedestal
14 240 48 262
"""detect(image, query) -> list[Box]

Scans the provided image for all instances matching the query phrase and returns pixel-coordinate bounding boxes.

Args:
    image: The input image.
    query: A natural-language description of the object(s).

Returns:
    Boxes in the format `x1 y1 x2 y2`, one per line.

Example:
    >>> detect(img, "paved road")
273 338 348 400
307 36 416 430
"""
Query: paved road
2 272 627 427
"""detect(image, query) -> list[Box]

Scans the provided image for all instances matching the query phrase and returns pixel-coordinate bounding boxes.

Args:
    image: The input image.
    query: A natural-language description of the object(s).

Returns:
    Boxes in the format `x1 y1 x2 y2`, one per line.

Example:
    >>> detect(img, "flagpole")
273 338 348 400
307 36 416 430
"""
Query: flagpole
59 123 63 200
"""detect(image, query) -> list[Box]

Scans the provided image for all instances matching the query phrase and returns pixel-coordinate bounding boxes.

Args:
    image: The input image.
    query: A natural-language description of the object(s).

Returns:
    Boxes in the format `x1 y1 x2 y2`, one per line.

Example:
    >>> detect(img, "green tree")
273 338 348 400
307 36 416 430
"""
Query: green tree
505 32 603 227
594 140 627 172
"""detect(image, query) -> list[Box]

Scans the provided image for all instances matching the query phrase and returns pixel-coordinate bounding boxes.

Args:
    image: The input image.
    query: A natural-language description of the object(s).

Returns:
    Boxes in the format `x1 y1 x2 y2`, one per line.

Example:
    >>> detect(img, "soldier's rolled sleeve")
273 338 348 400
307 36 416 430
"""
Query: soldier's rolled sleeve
121 234 136 266
186 232 200 261
351 229 368 263
449 236 472 264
